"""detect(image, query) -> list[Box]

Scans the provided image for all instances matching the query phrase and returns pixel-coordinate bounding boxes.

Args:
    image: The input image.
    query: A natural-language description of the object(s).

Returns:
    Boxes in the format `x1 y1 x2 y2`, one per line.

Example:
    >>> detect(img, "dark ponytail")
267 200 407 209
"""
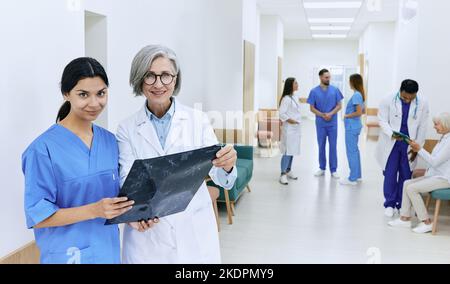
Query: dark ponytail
56 57 109 122
56 101 71 123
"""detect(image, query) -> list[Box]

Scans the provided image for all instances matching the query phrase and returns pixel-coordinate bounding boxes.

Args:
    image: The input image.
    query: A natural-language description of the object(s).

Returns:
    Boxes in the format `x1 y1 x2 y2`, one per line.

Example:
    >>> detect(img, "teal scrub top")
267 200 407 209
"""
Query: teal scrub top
344 91 365 130
22 124 121 264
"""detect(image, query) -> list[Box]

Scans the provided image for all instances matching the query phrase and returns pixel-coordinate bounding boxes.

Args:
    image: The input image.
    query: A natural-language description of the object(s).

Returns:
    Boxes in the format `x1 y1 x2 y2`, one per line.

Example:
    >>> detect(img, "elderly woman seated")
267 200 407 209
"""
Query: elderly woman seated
388 112 450 233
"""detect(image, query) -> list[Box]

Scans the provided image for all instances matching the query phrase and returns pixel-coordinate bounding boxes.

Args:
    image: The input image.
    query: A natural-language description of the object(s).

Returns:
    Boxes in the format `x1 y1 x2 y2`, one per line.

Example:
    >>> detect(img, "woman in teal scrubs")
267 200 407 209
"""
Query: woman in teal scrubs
340 74 366 186
22 57 134 264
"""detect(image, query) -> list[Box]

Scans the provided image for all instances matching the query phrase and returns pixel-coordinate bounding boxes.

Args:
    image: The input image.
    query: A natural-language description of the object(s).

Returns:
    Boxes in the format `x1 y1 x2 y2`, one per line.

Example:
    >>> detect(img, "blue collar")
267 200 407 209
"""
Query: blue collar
145 98 176 121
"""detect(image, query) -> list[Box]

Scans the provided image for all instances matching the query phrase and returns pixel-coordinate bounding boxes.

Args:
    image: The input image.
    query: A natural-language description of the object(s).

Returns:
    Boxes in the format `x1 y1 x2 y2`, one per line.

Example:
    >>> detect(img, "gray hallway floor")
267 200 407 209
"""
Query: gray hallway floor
218 119 450 264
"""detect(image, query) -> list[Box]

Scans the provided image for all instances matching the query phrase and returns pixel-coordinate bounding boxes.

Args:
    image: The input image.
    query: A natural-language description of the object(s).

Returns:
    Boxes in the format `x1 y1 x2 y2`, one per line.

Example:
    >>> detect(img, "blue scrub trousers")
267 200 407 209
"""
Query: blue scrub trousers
316 124 338 173
345 127 362 182
281 155 293 174
383 141 412 209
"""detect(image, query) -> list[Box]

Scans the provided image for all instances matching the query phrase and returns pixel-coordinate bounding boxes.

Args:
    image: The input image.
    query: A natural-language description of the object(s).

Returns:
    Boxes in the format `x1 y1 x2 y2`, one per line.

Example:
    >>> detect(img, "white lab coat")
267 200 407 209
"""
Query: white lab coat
419 133 450 184
116 99 234 264
279 94 302 156
375 94 429 170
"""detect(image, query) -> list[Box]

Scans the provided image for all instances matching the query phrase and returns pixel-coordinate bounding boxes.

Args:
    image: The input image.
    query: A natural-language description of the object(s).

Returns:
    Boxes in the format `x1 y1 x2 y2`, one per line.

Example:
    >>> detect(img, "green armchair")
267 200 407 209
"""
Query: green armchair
207 145 253 224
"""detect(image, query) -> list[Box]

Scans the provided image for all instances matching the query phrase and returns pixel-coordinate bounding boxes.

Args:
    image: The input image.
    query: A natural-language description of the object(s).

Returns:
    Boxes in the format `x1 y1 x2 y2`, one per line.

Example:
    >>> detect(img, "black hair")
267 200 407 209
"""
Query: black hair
319 69 329 76
56 57 109 122
279 77 296 106
400 79 419 94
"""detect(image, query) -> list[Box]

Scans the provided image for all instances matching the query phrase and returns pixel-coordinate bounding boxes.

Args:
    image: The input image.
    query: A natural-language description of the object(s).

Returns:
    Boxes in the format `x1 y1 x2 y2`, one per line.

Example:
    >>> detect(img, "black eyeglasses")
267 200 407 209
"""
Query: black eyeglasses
144 72 177 85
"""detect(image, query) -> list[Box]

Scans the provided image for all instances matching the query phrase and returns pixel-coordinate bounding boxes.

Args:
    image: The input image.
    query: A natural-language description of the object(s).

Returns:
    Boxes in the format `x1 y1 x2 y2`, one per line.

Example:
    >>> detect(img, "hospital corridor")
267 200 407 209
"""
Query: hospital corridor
1 0 450 266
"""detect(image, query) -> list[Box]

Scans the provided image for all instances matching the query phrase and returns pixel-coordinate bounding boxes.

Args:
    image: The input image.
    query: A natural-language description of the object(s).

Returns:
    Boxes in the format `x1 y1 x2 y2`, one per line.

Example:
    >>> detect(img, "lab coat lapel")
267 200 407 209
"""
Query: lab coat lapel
408 97 417 120
165 107 189 153
135 106 165 156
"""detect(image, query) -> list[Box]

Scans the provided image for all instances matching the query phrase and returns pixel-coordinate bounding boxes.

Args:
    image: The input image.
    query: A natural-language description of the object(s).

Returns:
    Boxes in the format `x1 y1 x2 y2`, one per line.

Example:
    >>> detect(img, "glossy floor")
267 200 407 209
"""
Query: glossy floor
218 119 450 264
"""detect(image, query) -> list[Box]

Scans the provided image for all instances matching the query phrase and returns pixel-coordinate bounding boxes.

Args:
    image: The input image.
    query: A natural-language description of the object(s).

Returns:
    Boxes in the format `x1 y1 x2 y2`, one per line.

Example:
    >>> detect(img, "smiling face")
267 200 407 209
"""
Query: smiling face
141 56 177 107
63 76 108 122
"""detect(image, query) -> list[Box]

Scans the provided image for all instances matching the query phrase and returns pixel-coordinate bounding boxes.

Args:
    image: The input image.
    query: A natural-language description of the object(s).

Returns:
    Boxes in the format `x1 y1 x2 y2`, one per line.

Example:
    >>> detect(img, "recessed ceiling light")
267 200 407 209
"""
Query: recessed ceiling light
304 1 362 9
308 18 355 24
312 34 348 39
310 26 351 31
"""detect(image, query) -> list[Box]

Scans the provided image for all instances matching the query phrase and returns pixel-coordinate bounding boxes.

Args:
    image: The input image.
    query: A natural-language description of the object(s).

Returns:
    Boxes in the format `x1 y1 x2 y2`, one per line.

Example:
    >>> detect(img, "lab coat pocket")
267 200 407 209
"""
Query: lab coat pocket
46 246 94 264
148 218 176 249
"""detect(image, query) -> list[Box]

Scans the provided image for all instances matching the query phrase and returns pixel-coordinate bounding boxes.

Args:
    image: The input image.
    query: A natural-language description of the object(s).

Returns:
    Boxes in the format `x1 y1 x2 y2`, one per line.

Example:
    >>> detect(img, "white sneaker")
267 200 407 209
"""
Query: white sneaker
357 178 363 183
339 178 357 186
331 172 340 179
388 218 412 228
412 222 433 234
314 170 325 177
279 174 288 185
286 172 298 180
384 207 395 217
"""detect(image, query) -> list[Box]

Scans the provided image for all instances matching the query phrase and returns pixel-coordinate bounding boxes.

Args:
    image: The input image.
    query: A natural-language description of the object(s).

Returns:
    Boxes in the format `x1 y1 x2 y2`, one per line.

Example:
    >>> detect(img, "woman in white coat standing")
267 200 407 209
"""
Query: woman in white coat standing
117 45 237 264
279 78 302 185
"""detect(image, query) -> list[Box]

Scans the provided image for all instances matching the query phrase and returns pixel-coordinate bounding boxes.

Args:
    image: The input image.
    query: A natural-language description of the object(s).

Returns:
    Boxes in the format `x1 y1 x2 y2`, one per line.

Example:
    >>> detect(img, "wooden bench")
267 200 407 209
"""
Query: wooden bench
364 108 380 140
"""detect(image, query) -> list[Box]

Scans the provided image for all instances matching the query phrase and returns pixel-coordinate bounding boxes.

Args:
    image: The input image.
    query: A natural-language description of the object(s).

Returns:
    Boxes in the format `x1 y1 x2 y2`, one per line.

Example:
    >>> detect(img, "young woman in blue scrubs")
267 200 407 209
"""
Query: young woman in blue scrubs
340 74 366 186
22 58 134 264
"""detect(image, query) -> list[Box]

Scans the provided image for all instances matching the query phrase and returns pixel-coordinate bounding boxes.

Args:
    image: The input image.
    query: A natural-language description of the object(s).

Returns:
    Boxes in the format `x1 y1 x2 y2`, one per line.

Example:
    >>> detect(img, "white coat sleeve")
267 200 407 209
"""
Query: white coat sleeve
378 97 395 138
116 122 136 188
279 97 290 122
416 100 430 146
201 113 238 189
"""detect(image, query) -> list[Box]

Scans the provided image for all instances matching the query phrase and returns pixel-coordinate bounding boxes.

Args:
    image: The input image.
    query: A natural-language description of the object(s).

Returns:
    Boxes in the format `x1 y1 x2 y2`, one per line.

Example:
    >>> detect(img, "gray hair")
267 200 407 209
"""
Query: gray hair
433 112 450 131
129 45 182 96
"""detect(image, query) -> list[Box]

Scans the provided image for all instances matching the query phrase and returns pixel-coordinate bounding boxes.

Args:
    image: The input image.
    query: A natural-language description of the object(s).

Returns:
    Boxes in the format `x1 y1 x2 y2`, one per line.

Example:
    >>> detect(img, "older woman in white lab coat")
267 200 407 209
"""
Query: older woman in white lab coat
278 77 302 185
117 45 237 263
388 113 450 234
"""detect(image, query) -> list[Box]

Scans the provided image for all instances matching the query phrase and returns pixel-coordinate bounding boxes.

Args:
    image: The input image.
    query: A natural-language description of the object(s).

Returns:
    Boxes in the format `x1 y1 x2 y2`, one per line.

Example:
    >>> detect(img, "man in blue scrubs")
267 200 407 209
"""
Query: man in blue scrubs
307 69 344 178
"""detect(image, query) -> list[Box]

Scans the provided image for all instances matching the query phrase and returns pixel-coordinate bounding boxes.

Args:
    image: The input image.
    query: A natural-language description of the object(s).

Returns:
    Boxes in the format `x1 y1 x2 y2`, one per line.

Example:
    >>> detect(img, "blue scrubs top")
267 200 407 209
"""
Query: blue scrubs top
307 85 344 127
22 124 121 264
395 99 411 150
344 91 365 130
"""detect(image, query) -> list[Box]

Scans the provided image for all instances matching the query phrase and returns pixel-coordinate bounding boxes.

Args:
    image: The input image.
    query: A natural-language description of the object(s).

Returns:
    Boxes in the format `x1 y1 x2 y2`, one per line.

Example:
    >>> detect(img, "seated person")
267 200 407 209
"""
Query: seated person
388 113 450 233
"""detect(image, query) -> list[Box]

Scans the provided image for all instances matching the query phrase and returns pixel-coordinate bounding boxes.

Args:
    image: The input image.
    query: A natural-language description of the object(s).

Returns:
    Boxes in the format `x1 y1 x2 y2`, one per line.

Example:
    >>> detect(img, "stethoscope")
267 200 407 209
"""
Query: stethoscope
394 92 419 119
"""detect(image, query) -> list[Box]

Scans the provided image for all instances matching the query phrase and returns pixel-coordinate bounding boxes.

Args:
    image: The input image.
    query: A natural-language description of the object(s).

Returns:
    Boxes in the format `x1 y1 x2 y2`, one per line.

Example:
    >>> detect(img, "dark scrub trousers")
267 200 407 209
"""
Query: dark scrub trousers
383 100 413 209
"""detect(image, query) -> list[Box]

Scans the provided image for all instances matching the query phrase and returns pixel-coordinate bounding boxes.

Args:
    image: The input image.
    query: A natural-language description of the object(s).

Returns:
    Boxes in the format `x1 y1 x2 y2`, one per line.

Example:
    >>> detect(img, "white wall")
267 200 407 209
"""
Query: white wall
0 0 248 258
243 0 260 112
284 39 359 99
416 0 450 139
389 0 449 140
393 8 419 86
359 22 397 109
258 16 284 109
0 0 86 258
